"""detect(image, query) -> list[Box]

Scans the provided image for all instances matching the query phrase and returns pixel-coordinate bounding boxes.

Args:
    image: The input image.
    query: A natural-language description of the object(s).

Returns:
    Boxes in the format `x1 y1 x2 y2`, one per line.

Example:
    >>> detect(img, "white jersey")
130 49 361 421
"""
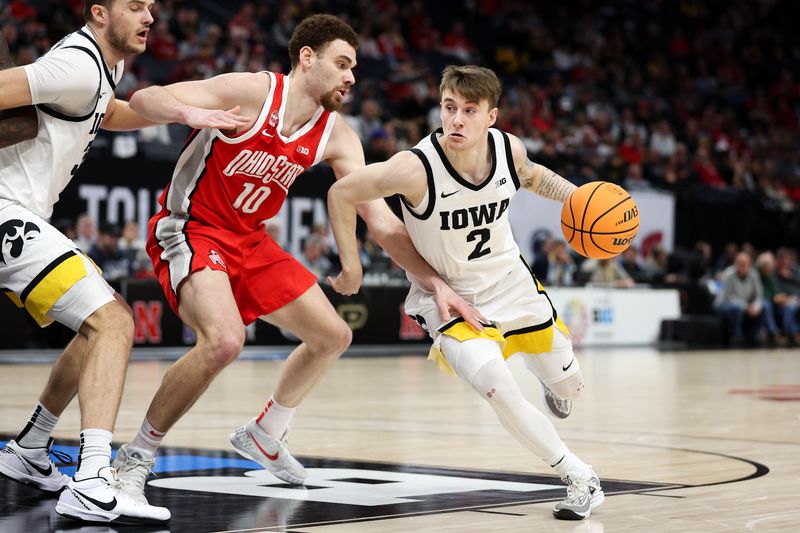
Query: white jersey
0 26 123 219
401 128 522 296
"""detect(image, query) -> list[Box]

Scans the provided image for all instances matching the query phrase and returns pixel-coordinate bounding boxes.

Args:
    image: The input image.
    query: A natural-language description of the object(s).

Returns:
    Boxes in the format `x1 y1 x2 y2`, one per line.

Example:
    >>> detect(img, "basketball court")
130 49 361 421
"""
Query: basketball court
1 345 797 532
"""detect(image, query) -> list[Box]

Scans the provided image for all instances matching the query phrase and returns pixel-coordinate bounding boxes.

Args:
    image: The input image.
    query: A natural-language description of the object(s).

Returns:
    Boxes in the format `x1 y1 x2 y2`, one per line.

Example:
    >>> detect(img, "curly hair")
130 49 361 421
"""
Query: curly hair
288 14 359 69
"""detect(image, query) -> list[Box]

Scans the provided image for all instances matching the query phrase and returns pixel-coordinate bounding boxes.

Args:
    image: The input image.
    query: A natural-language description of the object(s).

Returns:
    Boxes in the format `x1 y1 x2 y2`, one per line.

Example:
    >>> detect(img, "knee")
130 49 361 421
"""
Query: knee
82 301 135 345
198 327 245 372
307 319 352 359
548 373 585 400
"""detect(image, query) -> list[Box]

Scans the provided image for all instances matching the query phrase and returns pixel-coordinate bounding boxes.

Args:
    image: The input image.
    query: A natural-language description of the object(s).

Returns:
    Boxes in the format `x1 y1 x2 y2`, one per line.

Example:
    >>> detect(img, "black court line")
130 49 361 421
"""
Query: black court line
470 509 528 516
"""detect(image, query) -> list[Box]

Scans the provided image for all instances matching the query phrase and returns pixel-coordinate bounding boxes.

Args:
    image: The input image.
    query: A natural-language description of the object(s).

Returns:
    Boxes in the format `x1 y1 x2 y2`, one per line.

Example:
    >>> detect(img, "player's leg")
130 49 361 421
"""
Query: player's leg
440 335 602 520
0 334 83 492
116 267 244 477
520 328 585 419
230 283 351 484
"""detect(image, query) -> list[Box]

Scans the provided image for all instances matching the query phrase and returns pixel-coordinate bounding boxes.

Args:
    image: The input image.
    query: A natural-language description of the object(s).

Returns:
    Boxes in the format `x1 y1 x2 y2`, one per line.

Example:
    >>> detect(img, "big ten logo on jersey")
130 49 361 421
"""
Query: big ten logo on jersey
70 112 106 176
78 184 163 241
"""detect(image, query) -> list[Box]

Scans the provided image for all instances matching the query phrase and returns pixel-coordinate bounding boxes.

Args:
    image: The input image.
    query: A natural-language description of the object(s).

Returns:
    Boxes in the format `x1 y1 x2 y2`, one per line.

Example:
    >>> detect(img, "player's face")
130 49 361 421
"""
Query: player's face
106 0 155 56
310 39 357 112
440 89 497 151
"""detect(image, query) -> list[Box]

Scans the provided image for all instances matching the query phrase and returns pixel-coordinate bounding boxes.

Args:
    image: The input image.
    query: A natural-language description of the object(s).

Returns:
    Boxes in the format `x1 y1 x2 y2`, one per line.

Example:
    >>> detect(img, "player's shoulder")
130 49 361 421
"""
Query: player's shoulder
389 148 428 178
497 128 527 168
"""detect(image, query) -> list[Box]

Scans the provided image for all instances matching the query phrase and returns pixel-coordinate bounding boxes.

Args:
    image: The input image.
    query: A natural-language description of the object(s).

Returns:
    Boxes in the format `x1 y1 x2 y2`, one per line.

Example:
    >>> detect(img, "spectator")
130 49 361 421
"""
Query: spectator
755 252 788 346
620 247 648 284
88 224 129 282
546 241 577 287
773 248 800 344
73 212 96 252
580 258 635 288
118 221 150 277
298 234 333 280
713 252 766 345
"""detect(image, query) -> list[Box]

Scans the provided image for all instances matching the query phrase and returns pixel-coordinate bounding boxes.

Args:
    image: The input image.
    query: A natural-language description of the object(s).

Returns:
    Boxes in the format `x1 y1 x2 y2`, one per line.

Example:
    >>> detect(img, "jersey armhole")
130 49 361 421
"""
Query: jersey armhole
35 45 102 122
401 149 436 220
499 130 521 190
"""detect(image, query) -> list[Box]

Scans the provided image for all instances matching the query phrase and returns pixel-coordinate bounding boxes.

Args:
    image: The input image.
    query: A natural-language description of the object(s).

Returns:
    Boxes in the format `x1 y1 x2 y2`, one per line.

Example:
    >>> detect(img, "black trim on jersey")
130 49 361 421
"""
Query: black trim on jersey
77 29 117 90
500 131 521 190
430 128 497 191
437 316 495 333
402 149 437 220
520 255 558 321
179 128 203 157
505 318 555 337
19 251 77 304
36 46 101 122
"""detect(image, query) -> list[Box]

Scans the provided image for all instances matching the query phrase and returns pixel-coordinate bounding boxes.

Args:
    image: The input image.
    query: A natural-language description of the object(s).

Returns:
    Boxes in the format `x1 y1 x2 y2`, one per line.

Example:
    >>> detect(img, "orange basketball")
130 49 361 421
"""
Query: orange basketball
560 182 639 259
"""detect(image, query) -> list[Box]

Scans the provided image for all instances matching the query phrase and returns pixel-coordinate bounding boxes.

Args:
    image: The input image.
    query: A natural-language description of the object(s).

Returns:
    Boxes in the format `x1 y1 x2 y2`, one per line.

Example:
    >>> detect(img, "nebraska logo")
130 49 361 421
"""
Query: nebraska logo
222 150 305 192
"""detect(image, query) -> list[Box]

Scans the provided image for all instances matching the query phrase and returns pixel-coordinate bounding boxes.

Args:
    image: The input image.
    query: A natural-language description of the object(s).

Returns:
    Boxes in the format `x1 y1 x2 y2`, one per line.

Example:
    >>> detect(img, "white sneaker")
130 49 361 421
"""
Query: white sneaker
230 419 307 485
539 380 572 419
0 438 71 492
552 468 604 520
112 444 154 505
55 466 170 524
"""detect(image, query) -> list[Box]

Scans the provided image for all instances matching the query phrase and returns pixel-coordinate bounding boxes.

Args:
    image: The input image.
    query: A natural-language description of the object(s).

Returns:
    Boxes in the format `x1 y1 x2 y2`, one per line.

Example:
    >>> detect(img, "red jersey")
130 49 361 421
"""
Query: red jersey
157 71 336 233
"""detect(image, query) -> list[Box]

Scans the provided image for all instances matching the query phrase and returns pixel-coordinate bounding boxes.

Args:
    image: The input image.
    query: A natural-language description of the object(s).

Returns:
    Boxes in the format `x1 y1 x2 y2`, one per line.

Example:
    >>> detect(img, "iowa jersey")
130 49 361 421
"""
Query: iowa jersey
401 128 522 296
0 26 122 219
155 71 336 234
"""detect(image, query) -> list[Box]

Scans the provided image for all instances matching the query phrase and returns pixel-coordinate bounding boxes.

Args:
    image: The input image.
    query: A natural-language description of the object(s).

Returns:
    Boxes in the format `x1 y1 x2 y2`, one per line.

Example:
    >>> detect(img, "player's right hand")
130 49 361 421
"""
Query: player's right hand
328 264 363 296
181 105 251 130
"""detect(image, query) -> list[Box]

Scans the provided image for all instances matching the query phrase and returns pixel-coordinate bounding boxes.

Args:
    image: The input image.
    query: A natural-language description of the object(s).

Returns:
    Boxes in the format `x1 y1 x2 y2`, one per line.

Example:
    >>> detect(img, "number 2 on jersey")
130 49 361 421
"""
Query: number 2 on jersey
467 228 491 260
233 182 272 213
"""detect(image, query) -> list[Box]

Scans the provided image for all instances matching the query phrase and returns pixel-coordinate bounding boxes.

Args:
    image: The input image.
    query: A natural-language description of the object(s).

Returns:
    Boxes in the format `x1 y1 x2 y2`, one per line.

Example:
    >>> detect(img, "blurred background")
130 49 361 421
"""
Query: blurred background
2 0 798 353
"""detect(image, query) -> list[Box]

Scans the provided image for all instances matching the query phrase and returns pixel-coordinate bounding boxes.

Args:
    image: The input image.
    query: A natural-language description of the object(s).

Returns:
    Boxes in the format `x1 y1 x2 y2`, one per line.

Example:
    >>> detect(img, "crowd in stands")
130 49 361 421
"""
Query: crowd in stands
3 1 800 343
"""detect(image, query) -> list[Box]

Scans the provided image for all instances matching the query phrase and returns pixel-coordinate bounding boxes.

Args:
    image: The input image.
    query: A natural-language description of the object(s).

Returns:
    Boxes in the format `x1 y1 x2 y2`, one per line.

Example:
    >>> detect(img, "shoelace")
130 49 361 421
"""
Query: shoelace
118 454 155 493
561 475 595 504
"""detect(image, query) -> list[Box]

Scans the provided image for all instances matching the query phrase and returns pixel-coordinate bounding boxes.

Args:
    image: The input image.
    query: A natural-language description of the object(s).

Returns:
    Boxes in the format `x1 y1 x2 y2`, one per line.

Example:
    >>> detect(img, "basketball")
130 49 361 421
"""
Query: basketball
560 182 639 259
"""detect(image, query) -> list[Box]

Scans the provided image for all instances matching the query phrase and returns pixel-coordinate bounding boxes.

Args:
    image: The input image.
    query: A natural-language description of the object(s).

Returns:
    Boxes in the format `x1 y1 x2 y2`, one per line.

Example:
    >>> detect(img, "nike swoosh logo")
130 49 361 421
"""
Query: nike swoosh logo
18 453 53 477
562 358 575 372
73 488 117 511
440 190 459 198
262 129 274 137
250 435 279 461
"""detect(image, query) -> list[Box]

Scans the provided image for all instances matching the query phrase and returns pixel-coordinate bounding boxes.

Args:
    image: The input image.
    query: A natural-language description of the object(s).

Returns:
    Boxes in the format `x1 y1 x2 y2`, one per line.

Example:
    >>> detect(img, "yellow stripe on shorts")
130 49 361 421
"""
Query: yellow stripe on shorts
428 319 506 376
3 288 24 308
429 316 572 376
20 251 88 326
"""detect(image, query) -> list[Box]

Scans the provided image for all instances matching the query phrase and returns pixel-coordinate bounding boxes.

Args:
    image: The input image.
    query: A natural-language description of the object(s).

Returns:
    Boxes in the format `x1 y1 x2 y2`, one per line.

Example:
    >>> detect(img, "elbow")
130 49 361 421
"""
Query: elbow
20 111 38 141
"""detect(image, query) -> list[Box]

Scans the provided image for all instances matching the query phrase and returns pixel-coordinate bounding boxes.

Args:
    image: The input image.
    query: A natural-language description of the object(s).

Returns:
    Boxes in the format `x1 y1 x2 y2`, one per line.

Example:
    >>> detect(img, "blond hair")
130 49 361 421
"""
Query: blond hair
439 65 501 108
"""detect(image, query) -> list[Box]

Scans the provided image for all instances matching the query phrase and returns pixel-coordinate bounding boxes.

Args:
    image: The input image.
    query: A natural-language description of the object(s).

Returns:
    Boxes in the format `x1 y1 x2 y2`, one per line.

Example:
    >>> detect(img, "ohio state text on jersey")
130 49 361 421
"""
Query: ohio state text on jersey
156 71 336 234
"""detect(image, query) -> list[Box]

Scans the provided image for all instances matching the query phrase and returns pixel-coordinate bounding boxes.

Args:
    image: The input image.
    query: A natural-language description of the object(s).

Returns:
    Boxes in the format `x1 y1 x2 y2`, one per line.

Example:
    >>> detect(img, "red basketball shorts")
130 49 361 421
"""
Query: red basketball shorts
147 215 317 325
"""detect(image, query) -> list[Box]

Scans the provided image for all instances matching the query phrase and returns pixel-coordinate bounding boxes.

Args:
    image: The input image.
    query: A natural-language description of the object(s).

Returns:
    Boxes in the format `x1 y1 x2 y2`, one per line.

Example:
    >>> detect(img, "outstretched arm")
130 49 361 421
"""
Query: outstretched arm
128 73 258 129
510 134 576 202
0 33 37 147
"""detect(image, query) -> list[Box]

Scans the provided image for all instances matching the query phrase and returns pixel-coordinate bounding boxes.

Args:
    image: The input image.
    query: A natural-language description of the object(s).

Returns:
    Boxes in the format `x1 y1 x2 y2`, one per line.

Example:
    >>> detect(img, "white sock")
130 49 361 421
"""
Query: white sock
550 450 591 478
255 396 295 438
75 429 112 479
128 418 165 460
16 402 59 449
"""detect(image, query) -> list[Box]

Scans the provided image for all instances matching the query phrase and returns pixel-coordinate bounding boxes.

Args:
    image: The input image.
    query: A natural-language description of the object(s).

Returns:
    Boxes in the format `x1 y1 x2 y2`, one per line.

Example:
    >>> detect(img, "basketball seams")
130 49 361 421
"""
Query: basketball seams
579 182 604 257
560 181 639 259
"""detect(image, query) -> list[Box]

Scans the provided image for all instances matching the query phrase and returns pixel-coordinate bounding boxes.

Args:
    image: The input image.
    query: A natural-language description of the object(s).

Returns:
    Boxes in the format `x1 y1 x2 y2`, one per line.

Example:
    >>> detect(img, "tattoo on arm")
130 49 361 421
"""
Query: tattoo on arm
530 162 577 202
0 33 39 147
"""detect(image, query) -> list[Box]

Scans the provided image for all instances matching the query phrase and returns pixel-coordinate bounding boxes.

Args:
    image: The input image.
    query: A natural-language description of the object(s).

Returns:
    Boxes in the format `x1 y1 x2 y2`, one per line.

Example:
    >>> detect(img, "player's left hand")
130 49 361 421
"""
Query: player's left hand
328 264 363 296
433 283 487 331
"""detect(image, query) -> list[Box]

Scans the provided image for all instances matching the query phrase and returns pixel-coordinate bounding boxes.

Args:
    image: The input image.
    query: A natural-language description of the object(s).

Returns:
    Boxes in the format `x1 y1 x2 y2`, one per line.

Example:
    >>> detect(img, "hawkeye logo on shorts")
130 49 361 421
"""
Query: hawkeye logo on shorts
0 219 40 265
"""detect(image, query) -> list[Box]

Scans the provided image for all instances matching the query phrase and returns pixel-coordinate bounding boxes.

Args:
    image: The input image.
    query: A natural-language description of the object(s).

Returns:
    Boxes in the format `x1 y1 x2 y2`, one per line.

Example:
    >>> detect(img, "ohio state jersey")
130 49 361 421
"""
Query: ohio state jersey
157 71 336 233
